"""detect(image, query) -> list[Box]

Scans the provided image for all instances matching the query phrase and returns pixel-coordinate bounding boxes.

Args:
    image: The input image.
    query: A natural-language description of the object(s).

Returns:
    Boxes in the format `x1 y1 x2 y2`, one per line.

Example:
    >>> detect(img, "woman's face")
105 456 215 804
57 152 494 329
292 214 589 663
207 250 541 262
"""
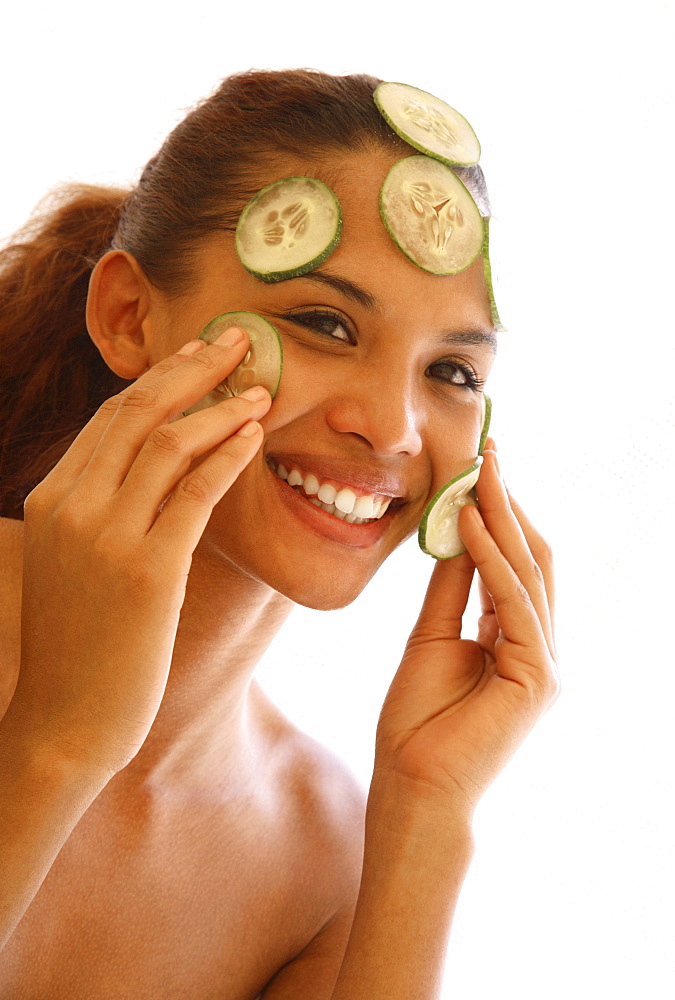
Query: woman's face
151 148 497 609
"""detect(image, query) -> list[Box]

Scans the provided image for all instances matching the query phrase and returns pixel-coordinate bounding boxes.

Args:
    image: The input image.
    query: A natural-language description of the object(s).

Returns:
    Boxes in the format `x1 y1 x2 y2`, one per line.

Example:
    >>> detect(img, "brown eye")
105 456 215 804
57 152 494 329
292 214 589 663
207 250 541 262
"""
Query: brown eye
287 310 353 343
427 361 482 389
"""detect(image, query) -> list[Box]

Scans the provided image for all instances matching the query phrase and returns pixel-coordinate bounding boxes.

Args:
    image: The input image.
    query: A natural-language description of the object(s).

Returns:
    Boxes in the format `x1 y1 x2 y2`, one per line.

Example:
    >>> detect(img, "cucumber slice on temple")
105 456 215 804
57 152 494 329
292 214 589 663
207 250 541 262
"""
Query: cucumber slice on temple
478 393 492 455
419 394 491 558
380 156 484 275
183 311 283 416
235 176 342 283
418 461 483 559
374 82 480 168
481 218 505 333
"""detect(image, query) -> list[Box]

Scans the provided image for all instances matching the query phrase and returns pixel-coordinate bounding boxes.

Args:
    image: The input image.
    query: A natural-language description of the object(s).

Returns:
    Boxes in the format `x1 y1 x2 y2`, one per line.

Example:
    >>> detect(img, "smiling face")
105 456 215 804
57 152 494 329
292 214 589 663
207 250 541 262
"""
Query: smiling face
149 147 497 609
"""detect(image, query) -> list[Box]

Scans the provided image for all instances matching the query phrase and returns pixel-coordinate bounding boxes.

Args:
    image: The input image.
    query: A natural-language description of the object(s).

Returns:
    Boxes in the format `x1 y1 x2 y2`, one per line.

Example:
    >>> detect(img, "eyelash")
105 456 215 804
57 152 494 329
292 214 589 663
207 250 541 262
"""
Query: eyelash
427 360 485 391
284 309 353 343
284 310 484 390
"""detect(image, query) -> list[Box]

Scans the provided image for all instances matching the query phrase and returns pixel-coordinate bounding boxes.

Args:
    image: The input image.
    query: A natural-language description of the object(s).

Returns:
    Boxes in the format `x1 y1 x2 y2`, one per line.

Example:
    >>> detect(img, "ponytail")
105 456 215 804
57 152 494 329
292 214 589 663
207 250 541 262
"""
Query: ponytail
0 185 130 519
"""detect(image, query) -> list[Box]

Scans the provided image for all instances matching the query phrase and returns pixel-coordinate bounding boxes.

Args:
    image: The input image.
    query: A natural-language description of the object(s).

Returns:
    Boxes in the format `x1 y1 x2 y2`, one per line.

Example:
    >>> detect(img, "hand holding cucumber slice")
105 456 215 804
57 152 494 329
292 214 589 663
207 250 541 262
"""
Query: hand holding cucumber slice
374 82 481 167
418 394 492 559
235 176 341 283
183 312 283 416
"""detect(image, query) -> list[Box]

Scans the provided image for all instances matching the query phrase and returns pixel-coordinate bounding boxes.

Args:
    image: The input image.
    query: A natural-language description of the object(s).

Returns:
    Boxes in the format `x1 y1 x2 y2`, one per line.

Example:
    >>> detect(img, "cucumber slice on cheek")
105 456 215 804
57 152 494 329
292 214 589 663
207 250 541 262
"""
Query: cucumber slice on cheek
182 311 283 416
235 176 342 282
418 394 491 559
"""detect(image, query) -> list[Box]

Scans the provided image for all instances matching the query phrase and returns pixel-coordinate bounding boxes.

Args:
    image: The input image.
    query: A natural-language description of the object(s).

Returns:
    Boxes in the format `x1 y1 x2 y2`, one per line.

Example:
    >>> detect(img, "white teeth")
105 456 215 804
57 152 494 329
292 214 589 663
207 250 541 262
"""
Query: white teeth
335 487 357 514
317 483 337 504
270 461 394 523
304 473 320 496
352 495 374 519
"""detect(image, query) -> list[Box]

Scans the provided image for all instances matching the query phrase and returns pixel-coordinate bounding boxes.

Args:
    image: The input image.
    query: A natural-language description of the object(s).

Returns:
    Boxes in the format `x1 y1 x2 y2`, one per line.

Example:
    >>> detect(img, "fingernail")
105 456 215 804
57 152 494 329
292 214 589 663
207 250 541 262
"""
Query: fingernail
177 339 206 356
215 326 245 347
239 385 267 402
237 420 261 438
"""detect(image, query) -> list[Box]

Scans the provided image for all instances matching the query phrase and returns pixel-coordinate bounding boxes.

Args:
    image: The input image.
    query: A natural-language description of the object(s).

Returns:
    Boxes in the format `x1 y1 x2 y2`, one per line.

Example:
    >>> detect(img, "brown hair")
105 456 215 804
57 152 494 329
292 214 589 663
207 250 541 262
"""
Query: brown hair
0 69 489 519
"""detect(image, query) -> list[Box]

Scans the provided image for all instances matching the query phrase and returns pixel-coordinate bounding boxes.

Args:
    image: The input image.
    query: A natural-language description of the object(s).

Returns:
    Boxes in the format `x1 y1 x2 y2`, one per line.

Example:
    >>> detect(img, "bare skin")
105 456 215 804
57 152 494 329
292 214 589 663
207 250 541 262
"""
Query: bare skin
0 148 558 998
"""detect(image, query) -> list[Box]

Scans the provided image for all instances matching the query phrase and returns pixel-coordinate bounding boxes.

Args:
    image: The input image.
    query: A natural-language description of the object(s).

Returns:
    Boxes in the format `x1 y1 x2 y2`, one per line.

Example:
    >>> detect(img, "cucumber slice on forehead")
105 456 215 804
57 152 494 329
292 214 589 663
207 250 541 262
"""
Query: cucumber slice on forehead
419 393 491 559
183 312 283 416
235 176 342 283
380 156 484 275
374 82 480 168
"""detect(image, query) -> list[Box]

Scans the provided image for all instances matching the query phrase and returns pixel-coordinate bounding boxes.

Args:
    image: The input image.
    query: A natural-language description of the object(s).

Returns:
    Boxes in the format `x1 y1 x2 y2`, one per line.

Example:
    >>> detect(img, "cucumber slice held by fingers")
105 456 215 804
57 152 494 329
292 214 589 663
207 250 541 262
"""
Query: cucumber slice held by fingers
418 394 492 559
235 176 342 282
380 156 484 275
374 82 481 168
183 312 283 416
418 461 483 559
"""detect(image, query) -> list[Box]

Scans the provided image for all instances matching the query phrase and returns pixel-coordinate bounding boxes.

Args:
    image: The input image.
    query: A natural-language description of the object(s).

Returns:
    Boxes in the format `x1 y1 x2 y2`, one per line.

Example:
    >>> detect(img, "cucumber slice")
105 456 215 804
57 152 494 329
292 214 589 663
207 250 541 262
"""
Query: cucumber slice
481 217 506 333
478 393 492 456
418 461 482 559
235 176 342 283
380 156 484 275
419 394 491 559
374 82 480 168
183 312 283 416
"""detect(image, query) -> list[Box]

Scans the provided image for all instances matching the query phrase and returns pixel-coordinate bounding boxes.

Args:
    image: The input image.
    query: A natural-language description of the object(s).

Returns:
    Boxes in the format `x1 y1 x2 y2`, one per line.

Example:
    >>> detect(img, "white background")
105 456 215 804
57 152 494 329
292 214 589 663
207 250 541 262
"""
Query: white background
2 2 673 996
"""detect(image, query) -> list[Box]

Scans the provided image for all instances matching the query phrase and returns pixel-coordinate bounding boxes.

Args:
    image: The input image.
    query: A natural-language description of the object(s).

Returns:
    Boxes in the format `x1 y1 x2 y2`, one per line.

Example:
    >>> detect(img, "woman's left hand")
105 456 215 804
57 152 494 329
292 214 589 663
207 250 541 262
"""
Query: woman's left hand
374 439 560 814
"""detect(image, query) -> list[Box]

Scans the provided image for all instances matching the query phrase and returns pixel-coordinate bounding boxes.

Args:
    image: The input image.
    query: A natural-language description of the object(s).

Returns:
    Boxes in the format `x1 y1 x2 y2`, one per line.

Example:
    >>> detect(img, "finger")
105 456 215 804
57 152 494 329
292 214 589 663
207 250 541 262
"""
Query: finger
79 329 251 495
507 490 556 635
33 339 213 498
475 448 554 654
409 551 476 645
458 503 550 684
111 387 272 535
149 419 264 552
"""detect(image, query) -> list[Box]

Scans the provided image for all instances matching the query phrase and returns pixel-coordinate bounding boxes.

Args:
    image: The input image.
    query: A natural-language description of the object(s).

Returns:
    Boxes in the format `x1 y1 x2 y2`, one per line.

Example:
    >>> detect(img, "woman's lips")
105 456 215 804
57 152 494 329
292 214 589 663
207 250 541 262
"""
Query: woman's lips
267 461 396 549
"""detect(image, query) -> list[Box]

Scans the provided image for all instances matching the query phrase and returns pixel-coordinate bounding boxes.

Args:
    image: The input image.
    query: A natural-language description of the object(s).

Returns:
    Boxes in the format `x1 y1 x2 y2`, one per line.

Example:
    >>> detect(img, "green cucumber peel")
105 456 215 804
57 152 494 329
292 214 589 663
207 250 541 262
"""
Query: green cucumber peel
182 311 283 417
481 218 506 333
235 176 342 283
374 82 481 168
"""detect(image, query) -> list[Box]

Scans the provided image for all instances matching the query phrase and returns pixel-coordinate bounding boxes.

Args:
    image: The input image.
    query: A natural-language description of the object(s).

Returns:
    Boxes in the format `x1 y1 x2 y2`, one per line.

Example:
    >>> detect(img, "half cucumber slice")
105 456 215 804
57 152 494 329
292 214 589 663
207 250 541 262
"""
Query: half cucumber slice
418 461 483 559
374 82 480 168
235 176 342 283
380 156 484 275
481 217 506 332
183 312 283 416
478 392 492 456
418 394 491 558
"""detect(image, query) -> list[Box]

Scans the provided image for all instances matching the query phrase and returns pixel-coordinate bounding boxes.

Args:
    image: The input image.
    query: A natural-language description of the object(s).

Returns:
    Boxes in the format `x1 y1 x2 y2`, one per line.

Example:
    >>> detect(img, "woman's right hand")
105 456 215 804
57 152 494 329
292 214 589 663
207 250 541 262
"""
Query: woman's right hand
12 327 270 776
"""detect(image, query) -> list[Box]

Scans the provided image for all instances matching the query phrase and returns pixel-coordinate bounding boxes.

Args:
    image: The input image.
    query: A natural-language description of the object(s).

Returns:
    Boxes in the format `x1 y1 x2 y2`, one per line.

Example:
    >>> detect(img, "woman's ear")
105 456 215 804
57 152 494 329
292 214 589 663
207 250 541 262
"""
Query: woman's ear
86 250 155 379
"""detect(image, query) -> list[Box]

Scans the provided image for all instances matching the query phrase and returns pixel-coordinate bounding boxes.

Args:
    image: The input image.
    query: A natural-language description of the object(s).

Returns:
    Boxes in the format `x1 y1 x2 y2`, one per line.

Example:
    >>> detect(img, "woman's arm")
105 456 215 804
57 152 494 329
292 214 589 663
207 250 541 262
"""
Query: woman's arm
262 441 558 999
0 329 271 950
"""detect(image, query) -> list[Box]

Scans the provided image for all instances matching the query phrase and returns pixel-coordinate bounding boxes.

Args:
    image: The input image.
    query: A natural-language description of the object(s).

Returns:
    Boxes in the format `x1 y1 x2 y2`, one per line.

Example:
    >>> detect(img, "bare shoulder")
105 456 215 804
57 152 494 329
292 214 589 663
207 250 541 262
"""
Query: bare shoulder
254 683 367 889
0 516 23 713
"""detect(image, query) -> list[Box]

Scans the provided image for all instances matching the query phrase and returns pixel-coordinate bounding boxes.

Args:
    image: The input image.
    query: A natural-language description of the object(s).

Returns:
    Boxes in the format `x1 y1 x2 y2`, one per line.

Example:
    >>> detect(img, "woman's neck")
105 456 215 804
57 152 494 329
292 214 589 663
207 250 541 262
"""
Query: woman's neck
116 533 293 796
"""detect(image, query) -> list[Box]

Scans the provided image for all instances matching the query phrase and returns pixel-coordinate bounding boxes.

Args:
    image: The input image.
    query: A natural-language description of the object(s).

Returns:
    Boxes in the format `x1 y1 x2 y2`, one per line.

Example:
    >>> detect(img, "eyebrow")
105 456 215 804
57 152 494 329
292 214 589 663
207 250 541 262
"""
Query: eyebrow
441 329 498 353
290 270 378 310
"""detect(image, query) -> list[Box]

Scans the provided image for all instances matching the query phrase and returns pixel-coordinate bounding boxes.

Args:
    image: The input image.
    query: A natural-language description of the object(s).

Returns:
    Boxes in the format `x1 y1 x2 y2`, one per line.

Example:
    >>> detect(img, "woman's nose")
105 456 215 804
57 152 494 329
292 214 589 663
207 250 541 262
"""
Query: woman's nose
323 369 424 457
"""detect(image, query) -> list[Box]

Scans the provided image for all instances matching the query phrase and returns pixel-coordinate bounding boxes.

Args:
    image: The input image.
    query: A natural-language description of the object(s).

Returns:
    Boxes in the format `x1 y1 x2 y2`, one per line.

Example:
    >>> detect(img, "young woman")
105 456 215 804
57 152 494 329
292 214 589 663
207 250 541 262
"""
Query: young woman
0 69 558 998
